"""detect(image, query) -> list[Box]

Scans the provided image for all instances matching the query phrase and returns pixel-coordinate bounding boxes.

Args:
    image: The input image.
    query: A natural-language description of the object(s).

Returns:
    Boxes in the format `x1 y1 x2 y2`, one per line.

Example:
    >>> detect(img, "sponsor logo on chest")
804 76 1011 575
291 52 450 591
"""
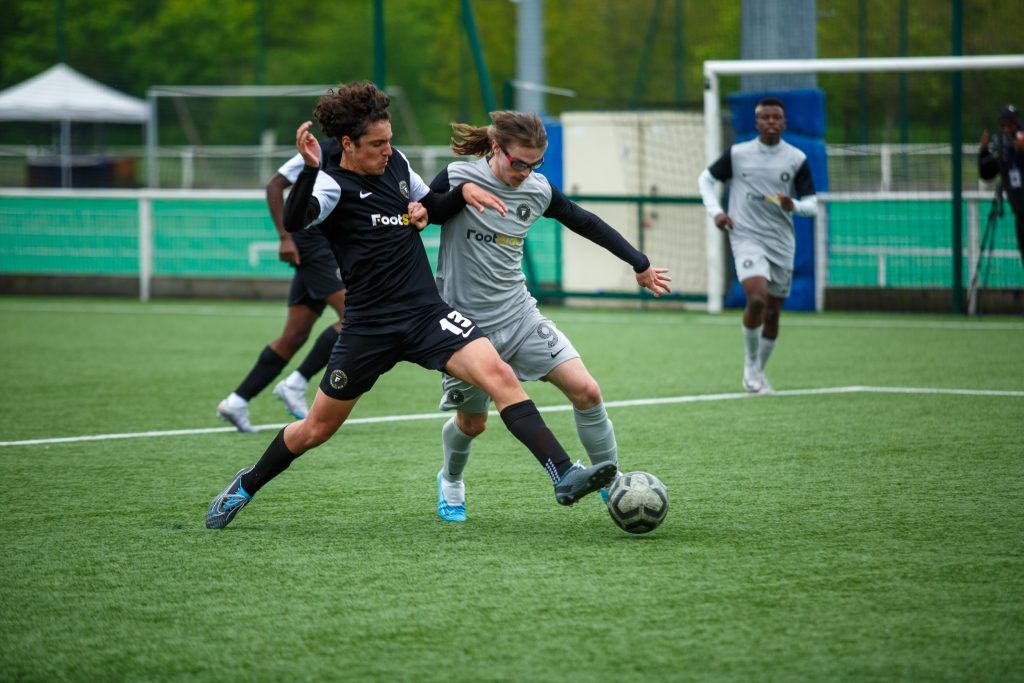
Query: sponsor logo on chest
371 213 410 227
466 228 522 247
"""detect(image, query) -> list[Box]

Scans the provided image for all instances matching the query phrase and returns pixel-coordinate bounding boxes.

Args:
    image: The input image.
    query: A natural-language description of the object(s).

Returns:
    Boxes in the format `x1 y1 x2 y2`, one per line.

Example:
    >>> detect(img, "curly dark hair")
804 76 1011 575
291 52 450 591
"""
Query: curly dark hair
313 81 391 144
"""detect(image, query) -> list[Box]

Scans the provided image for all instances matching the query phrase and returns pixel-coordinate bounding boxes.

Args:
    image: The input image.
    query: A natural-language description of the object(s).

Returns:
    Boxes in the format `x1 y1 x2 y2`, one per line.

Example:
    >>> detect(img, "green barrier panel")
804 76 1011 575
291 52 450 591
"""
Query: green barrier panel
827 200 1023 288
0 197 563 283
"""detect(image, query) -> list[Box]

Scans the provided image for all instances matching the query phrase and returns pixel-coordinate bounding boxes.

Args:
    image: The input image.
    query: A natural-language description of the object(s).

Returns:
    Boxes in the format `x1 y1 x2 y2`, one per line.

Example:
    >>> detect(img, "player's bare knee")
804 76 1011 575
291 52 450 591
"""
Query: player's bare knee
489 360 521 393
281 330 311 354
746 295 766 315
457 413 487 438
570 379 603 409
296 418 339 449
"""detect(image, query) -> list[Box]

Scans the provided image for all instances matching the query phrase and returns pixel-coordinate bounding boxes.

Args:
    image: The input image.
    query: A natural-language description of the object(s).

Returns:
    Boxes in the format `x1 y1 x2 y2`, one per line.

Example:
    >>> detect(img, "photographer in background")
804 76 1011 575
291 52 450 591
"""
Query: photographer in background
979 105 1024 267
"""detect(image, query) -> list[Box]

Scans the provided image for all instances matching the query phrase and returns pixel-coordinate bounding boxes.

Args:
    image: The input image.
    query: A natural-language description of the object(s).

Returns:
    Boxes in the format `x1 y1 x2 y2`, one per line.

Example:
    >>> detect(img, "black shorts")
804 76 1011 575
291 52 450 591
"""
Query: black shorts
319 302 486 400
288 253 346 315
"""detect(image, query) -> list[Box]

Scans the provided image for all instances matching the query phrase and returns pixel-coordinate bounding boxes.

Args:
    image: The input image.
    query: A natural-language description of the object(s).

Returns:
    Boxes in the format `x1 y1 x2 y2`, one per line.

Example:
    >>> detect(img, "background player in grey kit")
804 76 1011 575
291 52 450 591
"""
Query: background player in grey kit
698 97 817 394
429 110 672 522
217 140 347 433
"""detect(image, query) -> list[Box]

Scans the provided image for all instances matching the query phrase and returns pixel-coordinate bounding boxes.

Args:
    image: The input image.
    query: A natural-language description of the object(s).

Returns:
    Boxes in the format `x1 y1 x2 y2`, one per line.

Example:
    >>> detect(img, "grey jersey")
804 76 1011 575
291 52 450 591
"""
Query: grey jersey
708 138 815 267
434 157 552 332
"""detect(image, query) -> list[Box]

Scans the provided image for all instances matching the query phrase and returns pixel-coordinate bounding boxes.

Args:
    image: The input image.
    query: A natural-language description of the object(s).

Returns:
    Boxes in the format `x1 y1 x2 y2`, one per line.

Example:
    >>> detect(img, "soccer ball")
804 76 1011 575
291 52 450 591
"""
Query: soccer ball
606 471 669 534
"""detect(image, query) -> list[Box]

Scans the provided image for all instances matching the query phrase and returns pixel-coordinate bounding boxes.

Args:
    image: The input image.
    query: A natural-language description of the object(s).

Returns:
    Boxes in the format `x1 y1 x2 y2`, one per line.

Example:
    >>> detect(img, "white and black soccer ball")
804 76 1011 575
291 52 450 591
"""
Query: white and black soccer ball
606 471 669 534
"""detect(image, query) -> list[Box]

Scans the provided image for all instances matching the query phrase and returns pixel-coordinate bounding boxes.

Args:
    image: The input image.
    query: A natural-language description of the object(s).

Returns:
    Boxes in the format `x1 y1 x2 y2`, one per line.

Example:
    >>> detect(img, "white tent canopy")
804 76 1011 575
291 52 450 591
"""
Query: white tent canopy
0 63 149 186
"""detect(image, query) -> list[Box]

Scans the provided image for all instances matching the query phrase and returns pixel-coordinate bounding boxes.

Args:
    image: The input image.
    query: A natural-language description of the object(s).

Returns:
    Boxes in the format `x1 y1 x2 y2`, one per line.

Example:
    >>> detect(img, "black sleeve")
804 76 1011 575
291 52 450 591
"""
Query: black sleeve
707 149 733 182
793 160 816 197
422 182 469 225
429 167 452 194
978 147 1000 181
283 165 322 233
543 185 650 273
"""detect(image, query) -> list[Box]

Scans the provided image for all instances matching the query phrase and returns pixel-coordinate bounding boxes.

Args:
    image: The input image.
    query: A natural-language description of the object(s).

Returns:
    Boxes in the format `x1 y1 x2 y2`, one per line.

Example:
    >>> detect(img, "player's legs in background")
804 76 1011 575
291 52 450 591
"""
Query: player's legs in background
275 290 347 419
740 276 769 393
757 295 784 393
444 338 615 505
217 303 320 432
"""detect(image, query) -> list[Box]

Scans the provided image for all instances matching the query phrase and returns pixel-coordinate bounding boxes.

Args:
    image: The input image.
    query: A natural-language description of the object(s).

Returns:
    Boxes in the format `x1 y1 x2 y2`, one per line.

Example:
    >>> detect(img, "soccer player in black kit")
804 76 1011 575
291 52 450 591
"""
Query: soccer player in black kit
206 82 617 529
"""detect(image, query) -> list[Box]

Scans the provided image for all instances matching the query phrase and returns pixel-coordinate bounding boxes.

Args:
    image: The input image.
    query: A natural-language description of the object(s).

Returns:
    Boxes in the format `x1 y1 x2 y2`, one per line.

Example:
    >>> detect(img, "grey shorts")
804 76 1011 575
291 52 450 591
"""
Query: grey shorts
732 241 793 298
439 308 579 413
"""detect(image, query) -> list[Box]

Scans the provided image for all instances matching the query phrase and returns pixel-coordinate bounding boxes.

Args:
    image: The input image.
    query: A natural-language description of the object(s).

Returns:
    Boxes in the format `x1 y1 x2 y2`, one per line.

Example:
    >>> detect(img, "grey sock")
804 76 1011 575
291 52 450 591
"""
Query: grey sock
442 416 474 482
573 403 618 466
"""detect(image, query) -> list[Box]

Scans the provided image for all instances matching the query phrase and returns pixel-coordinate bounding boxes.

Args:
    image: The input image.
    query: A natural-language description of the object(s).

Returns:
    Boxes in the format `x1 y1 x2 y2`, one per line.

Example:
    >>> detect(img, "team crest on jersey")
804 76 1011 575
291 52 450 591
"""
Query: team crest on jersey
447 389 465 405
399 180 410 198
780 171 791 182
516 204 532 221
329 369 348 390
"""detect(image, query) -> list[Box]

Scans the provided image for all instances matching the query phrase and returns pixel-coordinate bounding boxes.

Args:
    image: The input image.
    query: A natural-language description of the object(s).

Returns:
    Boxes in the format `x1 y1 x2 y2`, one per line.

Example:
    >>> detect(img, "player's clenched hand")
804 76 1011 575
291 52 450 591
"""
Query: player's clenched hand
407 202 428 231
777 193 794 212
714 212 734 231
462 182 507 216
636 266 672 298
295 121 321 168
279 234 300 265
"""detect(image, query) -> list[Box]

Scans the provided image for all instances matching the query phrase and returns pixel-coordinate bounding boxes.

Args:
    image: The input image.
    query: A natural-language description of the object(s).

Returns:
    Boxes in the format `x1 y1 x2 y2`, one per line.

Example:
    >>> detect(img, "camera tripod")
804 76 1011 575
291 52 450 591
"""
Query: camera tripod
967 186 1004 314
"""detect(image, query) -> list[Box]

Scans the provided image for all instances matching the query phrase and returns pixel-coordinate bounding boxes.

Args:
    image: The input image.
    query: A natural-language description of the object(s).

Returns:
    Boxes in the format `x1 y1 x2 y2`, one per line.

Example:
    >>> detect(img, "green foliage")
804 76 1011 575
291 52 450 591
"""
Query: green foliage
0 1 1022 145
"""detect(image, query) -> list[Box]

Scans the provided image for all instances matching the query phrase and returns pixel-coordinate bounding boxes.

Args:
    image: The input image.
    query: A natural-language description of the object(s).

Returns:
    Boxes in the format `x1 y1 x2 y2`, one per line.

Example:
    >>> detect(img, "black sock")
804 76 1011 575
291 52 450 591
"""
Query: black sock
235 346 289 400
241 428 301 495
500 400 571 484
297 325 340 380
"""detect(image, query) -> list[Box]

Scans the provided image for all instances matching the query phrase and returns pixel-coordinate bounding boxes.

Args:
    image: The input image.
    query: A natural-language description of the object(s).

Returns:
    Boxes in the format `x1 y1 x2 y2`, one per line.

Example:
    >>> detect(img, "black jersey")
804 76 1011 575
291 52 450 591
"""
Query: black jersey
284 147 468 329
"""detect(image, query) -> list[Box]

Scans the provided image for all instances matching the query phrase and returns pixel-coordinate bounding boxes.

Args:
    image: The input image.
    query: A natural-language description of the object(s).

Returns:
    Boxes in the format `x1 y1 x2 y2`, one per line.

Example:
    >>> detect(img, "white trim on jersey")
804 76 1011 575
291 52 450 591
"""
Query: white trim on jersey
307 172 342 229
395 148 430 201
277 153 305 184
791 194 818 217
698 168 725 218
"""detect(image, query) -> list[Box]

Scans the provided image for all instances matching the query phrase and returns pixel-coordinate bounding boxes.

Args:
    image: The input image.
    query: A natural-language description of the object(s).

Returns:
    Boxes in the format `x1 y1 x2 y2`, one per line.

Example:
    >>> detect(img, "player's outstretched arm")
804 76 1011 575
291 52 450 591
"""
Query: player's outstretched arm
635 266 672 298
267 173 300 265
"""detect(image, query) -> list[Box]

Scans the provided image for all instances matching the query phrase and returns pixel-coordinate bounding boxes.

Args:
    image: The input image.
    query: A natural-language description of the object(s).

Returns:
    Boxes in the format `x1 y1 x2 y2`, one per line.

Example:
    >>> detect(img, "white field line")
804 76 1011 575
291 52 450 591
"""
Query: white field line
2 385 1021 448
1 300 1023 330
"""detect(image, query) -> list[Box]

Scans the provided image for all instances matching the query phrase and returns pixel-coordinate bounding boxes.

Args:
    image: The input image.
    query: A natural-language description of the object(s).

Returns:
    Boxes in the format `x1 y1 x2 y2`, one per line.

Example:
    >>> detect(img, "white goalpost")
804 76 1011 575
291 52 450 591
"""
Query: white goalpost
701 54 1024 313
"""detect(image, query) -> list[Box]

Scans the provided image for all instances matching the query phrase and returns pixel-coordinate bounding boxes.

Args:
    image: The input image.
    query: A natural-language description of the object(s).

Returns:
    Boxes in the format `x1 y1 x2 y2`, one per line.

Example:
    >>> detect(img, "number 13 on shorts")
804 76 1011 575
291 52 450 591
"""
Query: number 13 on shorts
439 310 476 338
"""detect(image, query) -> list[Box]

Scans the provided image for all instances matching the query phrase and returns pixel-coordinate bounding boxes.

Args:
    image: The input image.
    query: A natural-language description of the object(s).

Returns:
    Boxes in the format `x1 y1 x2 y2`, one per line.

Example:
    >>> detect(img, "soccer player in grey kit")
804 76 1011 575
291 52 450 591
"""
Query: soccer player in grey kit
698 97 817 394
428 110 672 522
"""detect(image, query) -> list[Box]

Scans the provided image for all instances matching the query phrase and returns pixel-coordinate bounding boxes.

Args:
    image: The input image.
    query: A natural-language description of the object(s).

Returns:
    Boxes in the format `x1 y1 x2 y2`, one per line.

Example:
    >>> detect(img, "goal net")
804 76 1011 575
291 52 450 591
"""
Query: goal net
702 55 1024 314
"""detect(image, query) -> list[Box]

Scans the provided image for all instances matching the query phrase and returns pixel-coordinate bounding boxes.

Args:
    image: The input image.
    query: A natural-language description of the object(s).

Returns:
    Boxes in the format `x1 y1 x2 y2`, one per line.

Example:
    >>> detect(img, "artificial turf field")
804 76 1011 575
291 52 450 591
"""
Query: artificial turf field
1 296 1022 682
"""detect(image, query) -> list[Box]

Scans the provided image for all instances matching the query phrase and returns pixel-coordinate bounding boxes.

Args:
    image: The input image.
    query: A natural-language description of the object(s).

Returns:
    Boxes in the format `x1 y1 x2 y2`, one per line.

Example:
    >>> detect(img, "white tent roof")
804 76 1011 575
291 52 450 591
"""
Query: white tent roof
0 63 148 123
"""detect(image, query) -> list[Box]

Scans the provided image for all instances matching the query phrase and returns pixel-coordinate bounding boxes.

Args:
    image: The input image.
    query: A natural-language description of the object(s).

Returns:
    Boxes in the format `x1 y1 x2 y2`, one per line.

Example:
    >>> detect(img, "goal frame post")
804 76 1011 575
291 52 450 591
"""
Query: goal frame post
701 54 1024 313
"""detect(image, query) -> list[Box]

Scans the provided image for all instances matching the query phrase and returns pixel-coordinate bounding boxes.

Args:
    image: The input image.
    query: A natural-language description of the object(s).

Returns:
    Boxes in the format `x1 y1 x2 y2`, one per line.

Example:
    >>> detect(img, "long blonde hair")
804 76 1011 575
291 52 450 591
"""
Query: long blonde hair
450 110 548 157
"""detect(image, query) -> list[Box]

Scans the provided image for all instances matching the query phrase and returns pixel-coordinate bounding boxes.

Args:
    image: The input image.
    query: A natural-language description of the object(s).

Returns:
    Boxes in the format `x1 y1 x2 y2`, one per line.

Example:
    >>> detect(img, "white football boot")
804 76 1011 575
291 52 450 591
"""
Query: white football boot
742 360 762 393
273 376 309 419
217 394 257 433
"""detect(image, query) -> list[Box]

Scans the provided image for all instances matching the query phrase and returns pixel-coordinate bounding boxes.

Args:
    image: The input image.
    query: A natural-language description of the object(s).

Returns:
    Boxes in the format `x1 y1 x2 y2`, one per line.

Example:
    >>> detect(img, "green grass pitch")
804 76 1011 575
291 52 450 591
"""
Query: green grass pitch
1 297 1022 681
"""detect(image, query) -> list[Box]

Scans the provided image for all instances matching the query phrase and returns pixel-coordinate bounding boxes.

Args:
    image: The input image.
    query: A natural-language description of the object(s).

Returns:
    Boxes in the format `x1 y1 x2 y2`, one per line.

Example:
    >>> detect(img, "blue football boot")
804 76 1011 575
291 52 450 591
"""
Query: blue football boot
205 468 253 529
436 470 467 522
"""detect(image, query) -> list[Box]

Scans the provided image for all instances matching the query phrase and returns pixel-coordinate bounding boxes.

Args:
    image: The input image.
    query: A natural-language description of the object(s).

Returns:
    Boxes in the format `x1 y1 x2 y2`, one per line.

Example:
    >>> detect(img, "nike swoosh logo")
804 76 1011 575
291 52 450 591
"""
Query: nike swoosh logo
550 347 565 358
359 190 372 199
